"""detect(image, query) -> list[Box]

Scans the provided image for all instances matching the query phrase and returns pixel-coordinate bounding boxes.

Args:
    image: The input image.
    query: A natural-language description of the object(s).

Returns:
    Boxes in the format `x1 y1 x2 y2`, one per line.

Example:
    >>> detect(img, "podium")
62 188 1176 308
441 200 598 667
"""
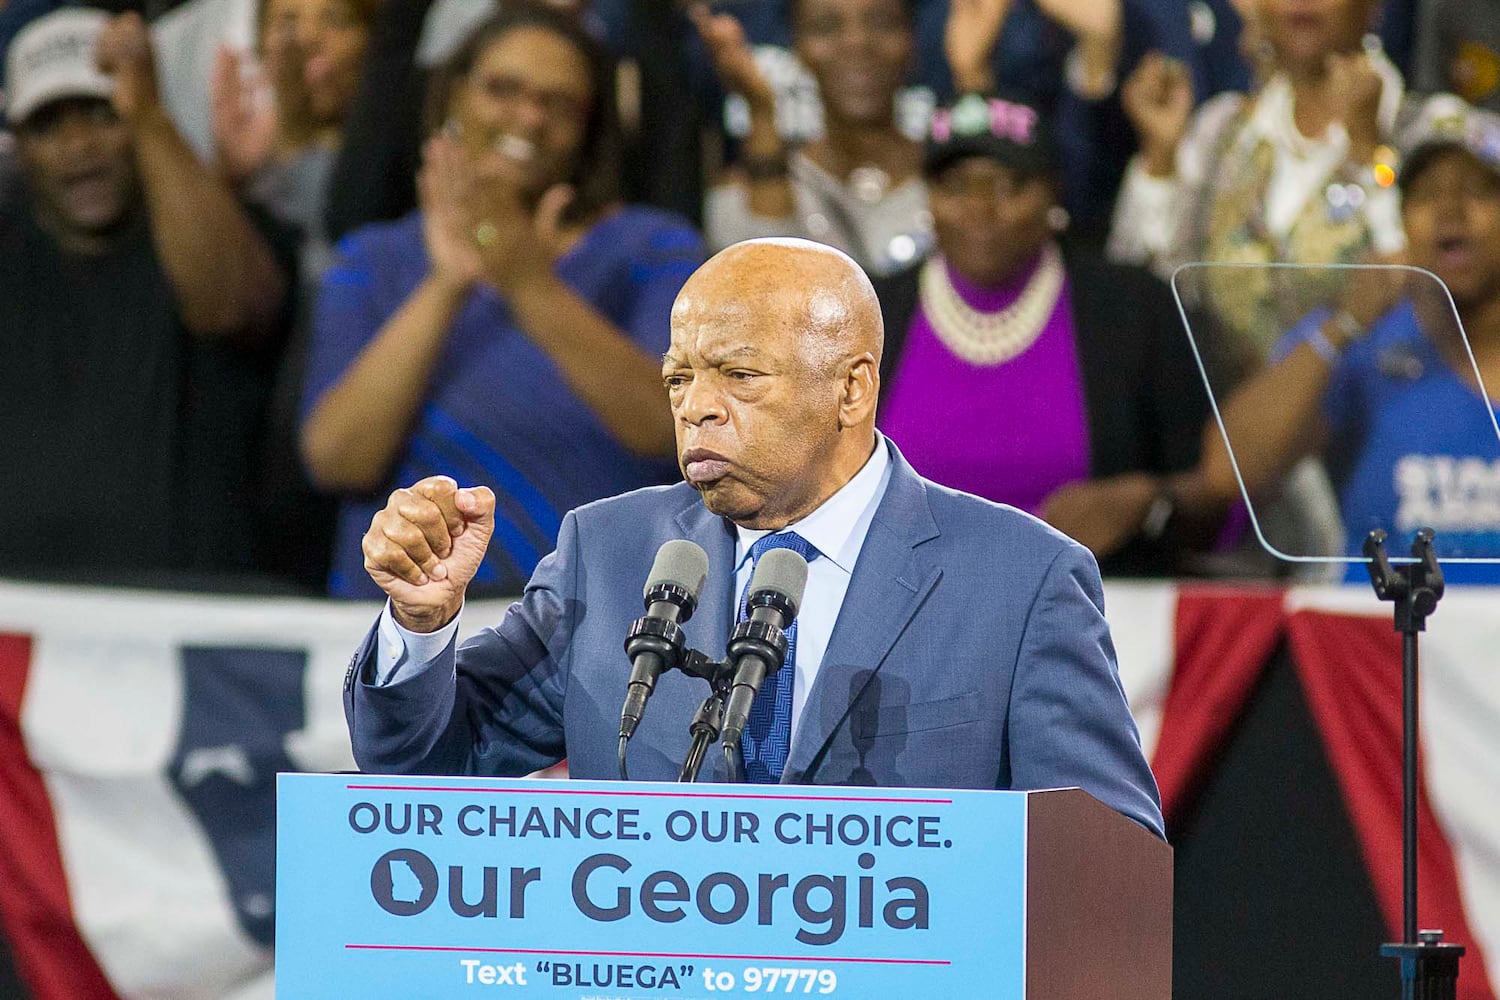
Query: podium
276 775 1170 999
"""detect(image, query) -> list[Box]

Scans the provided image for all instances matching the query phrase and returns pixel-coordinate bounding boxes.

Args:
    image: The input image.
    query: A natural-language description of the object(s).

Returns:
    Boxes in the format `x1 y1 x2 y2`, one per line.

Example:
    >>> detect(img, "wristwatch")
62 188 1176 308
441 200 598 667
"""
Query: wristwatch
1141 489 1176 541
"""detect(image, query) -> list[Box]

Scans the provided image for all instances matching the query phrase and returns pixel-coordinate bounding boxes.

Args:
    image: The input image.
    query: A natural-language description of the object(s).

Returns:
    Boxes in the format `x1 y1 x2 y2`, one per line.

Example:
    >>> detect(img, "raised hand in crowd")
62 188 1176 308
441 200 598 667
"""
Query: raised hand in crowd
94 10 160 126
1336 252 1414 332
947 0 1122 99
363 476 497 632
301 132 503 494
1120 51 1194 178
1326 50 1384 164
1034 0 1119 44
209 9 324 188
417 134 490 293
944 0 1010 94
94 12 286 342
689 3 777 111
688 2 792 219
210 47 279 184
1033 0 1122 99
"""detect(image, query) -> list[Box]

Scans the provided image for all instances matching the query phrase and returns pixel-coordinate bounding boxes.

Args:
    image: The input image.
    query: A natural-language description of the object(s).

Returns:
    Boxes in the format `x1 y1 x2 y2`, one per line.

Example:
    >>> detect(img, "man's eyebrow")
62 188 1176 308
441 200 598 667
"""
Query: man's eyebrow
661 346 763 367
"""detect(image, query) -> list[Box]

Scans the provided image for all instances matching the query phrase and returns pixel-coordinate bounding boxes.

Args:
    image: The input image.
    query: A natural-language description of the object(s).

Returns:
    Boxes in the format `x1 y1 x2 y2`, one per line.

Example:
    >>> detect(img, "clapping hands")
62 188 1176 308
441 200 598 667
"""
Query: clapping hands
418 134 575 296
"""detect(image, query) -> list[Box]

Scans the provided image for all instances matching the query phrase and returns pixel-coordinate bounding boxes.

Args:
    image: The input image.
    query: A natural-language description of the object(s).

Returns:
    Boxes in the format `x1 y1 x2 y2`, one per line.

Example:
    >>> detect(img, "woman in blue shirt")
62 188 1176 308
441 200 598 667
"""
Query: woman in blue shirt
1208 102 1500 583
301 4 705 597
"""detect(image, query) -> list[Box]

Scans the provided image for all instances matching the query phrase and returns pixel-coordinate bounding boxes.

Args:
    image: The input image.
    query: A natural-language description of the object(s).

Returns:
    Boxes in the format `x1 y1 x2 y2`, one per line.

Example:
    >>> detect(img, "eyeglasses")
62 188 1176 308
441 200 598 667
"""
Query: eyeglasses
467 70 590 126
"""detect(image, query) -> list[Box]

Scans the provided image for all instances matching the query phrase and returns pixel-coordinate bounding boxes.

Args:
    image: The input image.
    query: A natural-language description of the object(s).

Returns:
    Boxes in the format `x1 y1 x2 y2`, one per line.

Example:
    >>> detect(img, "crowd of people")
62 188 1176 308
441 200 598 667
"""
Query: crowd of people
2 0 1499 593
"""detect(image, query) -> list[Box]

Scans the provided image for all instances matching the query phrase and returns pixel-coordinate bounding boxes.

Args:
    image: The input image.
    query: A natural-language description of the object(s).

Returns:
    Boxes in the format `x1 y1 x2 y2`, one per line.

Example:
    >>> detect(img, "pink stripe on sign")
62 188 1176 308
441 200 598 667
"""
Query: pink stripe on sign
344 784 953 805
344 943 950 965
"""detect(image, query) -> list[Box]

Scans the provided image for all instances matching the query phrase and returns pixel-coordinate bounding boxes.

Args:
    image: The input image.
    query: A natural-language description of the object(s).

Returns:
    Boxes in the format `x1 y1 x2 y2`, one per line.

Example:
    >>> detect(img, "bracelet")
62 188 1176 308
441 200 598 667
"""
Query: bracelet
1330 308 1364 344
1338 307 1374 346
1304 322 1344 366
741 153 790 182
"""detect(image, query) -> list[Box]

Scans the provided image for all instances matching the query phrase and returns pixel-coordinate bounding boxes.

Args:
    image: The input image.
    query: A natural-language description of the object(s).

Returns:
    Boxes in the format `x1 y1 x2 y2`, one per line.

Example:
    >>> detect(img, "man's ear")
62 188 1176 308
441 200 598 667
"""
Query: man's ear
838 352 879 428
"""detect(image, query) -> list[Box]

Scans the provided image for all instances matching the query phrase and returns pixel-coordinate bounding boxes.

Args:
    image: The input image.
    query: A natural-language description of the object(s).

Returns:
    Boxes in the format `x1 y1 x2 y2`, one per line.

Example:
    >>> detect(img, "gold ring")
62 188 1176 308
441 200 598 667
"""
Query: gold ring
474 221 499 248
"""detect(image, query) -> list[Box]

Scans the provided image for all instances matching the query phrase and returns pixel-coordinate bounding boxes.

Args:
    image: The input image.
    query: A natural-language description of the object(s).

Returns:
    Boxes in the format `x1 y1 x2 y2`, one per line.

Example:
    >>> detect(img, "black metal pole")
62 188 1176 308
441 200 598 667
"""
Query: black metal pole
1367 529 1464 1000
1403 630 1419 948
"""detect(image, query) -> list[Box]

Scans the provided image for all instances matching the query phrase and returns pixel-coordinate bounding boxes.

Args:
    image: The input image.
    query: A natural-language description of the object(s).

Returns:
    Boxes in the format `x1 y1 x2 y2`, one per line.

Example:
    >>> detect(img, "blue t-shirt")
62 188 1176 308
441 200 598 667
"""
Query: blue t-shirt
1288 303 1500 584
305 207 705 598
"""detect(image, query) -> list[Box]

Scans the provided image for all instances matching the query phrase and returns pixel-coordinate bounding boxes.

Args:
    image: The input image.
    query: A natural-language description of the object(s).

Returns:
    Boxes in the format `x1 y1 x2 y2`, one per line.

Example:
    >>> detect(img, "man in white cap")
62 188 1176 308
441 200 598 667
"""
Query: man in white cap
0 8 291 579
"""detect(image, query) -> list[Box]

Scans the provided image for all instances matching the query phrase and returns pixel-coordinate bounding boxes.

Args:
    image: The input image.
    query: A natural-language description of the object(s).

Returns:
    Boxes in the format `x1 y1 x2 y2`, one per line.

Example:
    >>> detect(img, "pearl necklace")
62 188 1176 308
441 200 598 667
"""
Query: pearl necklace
919 244 1065 366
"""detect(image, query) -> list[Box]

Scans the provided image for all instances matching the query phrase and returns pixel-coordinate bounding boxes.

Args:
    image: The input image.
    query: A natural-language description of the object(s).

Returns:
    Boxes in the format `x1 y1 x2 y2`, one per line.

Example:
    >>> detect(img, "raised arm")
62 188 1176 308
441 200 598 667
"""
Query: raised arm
1202 267 1404 500
691 3 795 222
347 475 571 778
1107 52 1195 267
1034 0 1123 101
96 13 287 343
1201 337 1333 501
944 0 1012 94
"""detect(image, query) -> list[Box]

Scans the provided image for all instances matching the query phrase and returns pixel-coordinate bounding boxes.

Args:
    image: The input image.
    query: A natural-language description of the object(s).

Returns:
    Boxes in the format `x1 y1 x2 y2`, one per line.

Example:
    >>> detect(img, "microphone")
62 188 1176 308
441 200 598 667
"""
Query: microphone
720 548 809 752
619 539 710 742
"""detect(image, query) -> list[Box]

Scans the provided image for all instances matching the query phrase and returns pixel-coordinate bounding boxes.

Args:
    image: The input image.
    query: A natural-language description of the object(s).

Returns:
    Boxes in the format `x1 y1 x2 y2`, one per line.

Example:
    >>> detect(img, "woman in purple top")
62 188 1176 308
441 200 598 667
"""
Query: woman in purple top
301 6 705 597
873 92 1225 575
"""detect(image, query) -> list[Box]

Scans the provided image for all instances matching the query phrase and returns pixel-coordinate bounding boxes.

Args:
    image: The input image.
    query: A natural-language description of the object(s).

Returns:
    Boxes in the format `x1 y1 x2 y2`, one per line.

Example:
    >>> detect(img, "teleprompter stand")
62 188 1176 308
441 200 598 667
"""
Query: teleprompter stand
1363 528 1465 1000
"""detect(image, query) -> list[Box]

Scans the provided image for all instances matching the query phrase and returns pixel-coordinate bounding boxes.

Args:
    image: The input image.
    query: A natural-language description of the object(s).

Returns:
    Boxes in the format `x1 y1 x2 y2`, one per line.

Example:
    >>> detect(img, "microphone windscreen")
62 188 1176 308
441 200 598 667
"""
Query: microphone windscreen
644 539 710 600
749 548 809 615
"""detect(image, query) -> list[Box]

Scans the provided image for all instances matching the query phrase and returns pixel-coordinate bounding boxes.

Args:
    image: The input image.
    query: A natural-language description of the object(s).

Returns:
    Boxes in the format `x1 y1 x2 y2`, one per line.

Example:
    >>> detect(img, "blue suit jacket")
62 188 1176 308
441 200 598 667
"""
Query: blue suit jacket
345 441 1165 838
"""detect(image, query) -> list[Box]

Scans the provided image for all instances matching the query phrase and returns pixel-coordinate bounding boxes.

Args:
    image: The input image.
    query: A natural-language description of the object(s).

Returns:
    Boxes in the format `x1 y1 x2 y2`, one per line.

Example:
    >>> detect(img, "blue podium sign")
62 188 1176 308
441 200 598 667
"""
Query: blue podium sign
276 775 1028 999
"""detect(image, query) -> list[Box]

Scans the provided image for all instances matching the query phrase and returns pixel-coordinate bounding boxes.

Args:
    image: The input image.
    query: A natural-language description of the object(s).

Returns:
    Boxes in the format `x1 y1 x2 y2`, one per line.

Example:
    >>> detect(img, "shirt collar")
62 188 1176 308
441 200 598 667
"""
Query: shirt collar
734 434 891 575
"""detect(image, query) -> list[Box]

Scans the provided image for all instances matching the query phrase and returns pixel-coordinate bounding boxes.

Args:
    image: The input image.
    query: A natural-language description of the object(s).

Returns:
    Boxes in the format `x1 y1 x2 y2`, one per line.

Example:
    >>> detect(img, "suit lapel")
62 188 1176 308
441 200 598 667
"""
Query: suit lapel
784 448 941 782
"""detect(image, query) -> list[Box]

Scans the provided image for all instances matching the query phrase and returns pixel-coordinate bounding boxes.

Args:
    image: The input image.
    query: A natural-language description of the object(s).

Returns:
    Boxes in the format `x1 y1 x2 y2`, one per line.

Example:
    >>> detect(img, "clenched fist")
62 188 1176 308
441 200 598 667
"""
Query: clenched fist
363 476 496 632
1121 52 1193 178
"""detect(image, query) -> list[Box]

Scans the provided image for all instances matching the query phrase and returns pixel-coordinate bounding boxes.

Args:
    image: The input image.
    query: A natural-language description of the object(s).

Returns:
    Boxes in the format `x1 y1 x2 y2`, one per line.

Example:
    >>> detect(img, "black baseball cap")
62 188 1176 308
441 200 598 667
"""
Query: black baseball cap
923 92 1057 178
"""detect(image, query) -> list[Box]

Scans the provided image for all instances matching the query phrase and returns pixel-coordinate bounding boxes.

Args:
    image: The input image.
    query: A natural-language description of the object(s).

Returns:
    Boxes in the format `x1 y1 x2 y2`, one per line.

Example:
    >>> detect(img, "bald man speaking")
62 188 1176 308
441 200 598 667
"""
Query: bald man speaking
346 239 1164 837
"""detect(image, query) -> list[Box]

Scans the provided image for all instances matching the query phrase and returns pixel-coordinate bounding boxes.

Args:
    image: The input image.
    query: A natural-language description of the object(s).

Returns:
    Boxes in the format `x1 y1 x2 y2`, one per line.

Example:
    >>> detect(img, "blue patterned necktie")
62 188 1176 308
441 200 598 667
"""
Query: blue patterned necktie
738 531 820 783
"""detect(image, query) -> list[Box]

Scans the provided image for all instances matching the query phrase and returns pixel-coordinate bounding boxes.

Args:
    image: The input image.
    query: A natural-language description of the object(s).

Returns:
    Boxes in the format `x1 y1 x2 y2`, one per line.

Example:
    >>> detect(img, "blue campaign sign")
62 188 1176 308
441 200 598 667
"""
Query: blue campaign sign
276 775 1028 999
